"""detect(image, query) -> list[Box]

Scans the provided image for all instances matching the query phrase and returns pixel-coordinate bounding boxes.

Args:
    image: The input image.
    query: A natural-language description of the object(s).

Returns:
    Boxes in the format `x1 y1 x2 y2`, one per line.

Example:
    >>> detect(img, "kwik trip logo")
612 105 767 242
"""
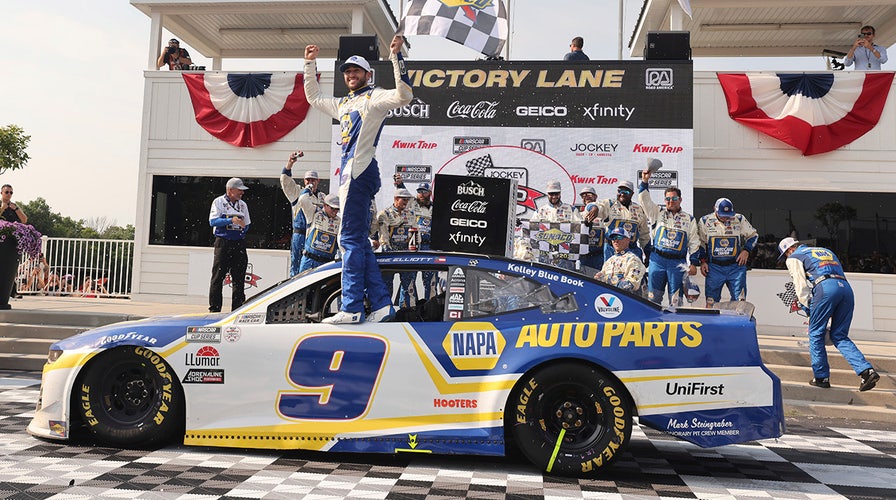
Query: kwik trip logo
645 68 674 90
442 321 506 370
457 180 486 197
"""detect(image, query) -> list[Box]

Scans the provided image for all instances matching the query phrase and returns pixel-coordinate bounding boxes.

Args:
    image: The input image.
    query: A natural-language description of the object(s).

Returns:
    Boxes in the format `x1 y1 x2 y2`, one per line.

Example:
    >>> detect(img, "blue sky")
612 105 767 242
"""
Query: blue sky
0 0 865 226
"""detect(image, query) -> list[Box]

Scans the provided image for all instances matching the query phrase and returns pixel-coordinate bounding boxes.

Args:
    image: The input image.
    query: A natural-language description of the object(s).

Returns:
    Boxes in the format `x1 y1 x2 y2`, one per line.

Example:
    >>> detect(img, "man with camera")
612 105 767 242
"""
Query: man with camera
157 38 193 70
208 177 251 313
845 26 888 70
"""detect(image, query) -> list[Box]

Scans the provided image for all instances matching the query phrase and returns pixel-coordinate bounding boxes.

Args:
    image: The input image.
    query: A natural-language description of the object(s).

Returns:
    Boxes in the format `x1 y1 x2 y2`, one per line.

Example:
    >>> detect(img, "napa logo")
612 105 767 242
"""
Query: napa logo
595 293 623 318
442 322 506 370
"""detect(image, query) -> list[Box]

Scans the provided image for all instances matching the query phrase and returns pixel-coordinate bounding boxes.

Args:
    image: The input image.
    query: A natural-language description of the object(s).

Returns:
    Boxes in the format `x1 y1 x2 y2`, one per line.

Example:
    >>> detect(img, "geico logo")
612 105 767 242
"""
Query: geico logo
450 218 487 228
515 321 703 348
516 106 567 116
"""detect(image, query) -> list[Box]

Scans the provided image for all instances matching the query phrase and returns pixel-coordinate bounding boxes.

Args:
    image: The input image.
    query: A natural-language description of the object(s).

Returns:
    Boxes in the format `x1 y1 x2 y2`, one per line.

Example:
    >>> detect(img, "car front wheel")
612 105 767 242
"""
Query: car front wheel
508 362 633 477
77 346 183 447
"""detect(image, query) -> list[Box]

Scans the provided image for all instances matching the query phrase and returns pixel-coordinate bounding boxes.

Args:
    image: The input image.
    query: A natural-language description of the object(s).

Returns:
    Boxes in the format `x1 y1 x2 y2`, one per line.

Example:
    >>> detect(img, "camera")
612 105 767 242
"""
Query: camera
167 46 177 55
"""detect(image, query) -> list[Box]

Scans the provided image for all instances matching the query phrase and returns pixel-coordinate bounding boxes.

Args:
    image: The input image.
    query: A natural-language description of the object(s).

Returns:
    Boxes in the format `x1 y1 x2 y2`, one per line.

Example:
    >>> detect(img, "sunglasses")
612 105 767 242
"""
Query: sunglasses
2 191 11 195
608 234 627 241
862 32 874 36
617 188 632 195
665 196 680 201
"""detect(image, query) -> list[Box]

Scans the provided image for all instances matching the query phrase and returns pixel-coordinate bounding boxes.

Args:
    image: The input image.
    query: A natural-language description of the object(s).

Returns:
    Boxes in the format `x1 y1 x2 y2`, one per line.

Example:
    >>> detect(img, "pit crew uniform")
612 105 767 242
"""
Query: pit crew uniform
597 247 646 293
783 244 874 383
298 203 341 273
638 183 700 305
594 199 649 262
304 52 412 319
280 171 320 277
579 204 605 273
208 193 251 313
698 210 758 306
530 200 582 271
378 203 418 307
409 196 435 300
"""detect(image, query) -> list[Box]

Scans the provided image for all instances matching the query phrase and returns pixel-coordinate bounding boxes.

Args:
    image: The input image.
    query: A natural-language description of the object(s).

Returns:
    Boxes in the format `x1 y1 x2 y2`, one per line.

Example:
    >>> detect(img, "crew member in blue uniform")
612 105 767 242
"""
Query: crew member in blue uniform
779 238 879 391
208 177 251 313
304 35 412 324
299 194 341 273
697 198 758 307
280 151 321 277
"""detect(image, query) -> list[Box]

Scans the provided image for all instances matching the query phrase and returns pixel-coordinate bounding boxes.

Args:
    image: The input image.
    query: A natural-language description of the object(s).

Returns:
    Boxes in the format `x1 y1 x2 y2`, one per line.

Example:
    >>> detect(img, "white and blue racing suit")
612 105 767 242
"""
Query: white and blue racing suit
378 204 418 308
304 52 412 316
593 199 650 262
697 212 758 306
785 245 872 379
281 172 319 277
638 182 700 305
298 205 340 273
409 198 435 299
529 200 582 271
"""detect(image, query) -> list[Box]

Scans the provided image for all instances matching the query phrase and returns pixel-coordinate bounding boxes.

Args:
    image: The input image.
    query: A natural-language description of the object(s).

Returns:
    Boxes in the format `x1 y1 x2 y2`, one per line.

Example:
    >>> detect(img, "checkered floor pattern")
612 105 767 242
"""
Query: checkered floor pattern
2 371 895 499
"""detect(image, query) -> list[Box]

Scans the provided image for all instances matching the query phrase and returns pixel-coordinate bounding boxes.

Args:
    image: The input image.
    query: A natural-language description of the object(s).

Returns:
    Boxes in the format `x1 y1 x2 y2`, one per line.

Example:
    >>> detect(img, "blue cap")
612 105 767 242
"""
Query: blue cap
417 182 431 192
714 197 735 217
608 227 631 239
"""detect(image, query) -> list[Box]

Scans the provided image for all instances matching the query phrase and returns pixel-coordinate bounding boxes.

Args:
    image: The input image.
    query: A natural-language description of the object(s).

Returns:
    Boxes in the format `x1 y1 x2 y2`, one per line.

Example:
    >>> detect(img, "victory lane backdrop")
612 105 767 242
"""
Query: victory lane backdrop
328 60 694 218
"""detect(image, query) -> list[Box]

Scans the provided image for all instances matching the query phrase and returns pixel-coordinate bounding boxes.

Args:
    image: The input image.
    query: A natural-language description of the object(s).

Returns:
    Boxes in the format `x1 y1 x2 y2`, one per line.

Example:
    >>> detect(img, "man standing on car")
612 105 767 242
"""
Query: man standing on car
208 178 251 313
778 237 879 391
304 35 412 324
638 169 700 305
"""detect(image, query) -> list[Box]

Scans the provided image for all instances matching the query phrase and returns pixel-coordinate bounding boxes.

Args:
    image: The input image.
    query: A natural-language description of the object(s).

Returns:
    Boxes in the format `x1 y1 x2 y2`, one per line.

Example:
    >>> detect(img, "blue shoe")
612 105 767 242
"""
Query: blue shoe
367 305 395 323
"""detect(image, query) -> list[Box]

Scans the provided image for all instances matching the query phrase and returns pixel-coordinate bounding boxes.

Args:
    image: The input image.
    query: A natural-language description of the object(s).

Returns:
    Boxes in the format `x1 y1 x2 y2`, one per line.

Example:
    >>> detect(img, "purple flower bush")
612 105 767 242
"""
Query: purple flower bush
0 220 42 258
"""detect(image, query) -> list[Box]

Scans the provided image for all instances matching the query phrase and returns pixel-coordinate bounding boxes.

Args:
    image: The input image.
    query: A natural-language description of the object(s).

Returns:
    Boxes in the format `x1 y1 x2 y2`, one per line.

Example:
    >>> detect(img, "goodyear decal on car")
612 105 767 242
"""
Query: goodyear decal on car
515 322 702 348
442 322 506 370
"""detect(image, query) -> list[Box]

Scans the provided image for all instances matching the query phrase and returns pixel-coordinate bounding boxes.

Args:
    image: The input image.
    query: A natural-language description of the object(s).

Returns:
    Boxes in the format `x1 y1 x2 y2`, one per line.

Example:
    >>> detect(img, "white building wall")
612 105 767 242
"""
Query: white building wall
131 69 896 337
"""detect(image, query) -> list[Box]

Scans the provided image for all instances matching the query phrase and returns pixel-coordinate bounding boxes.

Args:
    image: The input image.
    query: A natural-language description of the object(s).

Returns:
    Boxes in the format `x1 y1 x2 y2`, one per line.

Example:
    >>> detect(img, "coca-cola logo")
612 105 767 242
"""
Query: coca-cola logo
450 200 488 213
447 100 499 119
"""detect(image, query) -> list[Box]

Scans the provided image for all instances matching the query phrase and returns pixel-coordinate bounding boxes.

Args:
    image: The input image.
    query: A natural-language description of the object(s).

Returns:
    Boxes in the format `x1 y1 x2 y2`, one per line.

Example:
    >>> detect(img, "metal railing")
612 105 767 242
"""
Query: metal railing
15 237 134 298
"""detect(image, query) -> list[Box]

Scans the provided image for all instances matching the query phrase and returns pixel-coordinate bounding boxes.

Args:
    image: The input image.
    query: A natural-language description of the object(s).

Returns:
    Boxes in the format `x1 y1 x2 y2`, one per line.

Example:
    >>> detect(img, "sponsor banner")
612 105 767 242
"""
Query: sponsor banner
430 174 516 257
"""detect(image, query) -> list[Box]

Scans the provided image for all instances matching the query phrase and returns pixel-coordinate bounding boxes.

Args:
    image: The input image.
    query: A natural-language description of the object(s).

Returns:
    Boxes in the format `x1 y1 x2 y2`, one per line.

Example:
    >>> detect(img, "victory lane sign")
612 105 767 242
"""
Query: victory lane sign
430 174 516 257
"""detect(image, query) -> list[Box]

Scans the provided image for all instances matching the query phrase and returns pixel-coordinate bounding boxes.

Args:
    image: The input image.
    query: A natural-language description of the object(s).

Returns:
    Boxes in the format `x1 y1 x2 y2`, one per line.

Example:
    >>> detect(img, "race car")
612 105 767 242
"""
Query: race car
28 251 784 477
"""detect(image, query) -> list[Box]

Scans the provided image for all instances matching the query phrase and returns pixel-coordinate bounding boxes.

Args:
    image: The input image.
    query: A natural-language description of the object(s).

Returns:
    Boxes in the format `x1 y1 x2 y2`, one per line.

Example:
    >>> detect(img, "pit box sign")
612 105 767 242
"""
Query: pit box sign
431 174 516 257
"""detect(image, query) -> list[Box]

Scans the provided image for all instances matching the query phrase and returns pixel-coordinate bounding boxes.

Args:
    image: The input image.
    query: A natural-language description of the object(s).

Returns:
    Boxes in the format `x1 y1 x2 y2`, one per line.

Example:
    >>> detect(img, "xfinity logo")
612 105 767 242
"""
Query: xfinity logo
450 218 488 228
646 68 674 89
582 103 635 121
516 106 567 117
447 100 499 119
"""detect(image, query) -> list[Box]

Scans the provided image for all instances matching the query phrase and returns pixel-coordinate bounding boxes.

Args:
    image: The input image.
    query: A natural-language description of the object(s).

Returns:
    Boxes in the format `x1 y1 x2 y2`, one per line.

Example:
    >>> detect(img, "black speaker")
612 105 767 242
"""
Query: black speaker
645 31 691 60
338 35 379 62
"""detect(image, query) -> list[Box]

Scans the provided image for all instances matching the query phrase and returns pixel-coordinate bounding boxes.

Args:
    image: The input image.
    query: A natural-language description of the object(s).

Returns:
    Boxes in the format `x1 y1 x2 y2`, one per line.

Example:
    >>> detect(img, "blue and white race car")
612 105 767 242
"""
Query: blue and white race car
28 252 784 476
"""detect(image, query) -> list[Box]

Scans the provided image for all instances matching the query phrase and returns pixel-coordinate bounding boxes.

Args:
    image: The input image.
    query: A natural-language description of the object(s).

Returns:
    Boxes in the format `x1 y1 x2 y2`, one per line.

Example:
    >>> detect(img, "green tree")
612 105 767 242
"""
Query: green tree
0 124 30 174
19 197 87 238
102 224 135 240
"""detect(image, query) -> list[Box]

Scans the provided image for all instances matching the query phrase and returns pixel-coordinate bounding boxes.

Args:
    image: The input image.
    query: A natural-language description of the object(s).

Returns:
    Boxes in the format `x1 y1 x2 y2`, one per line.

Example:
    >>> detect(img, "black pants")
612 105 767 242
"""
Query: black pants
209 238 247 312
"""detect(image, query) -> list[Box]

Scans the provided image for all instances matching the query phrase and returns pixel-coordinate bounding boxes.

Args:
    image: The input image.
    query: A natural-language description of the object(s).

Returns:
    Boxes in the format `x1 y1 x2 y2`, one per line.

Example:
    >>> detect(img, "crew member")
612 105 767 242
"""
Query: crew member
378 188 418 307
530 180 582 270
697 198 758 307
208 178 251 313
588 180 649 261
638 170 700 305
410 182 435 300
595 228 646 293
304 35 412 324
578 186 605 273
299 194 341 272
280 151 322 277
779 237 879 391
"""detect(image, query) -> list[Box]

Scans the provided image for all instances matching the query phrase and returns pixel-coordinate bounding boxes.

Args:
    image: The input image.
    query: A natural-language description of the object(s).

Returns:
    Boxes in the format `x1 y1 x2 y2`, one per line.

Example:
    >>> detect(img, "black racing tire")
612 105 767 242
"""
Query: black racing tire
77 346 184 448
508 362 633 477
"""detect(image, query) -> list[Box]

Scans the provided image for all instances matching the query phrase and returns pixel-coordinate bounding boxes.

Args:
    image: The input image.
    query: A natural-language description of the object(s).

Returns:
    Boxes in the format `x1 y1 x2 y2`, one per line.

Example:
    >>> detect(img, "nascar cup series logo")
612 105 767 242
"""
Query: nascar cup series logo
442 322 506 370
595 293 623 318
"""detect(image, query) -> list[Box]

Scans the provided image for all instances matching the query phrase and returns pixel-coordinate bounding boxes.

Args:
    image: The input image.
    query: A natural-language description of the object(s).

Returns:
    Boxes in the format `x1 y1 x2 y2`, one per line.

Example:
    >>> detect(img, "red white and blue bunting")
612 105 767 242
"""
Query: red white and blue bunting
182 72 311 147
717 72 894 155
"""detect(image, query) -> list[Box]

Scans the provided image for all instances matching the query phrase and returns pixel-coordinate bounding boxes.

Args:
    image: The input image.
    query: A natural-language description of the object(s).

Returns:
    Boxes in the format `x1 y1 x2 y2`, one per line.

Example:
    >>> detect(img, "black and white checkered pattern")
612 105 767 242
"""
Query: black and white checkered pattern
464 153 494 176
398 0 508 57
777 281 801 312
3 371 896 499
522 221 591 263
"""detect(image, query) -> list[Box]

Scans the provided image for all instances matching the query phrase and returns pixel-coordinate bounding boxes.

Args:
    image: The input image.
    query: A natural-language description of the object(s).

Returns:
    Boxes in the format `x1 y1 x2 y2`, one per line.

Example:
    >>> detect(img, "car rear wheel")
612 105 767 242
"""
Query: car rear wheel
508 362 633 477
77 346 184 447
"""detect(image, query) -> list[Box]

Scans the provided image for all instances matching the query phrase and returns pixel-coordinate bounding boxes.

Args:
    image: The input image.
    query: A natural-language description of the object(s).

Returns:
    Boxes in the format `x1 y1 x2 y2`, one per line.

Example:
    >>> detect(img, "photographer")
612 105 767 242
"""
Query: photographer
156 38 192 70
845 26 888 70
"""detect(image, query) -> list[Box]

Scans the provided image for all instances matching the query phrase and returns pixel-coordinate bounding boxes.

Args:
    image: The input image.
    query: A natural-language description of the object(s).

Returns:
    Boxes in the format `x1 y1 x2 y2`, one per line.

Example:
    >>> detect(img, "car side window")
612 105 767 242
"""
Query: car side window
267 274 341 323
465 269 575 318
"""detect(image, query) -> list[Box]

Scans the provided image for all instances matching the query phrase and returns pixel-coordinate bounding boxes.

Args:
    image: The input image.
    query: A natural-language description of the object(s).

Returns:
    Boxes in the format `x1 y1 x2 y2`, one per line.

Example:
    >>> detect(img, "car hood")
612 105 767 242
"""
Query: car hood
51 312 229 351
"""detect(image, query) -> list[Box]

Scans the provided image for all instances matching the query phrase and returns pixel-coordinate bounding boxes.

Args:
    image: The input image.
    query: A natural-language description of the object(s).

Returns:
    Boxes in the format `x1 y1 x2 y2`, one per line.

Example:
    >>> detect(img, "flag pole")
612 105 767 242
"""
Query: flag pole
504 0 511 60
618 0 623 60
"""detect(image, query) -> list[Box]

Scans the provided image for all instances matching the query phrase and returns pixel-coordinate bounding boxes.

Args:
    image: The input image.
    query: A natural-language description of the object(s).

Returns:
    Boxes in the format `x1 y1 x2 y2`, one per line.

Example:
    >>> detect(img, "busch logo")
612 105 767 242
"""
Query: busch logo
457 181 486 197
645 68 674 89
515 106 567 117
450 200 488 213
633 144 684 154
447 100 499 119
387 101 431 118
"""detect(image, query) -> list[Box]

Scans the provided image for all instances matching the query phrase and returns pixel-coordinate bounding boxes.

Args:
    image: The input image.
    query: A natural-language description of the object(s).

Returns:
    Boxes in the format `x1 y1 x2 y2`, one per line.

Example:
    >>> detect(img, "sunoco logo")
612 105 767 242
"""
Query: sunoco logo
534 229 574 245
595 293 623 318
646 68 673 89
457 181 485 197
442 322 506 370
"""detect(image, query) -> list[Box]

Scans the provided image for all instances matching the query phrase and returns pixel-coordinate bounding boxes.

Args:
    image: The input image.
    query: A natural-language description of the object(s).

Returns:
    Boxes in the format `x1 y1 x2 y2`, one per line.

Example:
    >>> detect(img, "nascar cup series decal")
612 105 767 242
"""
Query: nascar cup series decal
595 293 623 318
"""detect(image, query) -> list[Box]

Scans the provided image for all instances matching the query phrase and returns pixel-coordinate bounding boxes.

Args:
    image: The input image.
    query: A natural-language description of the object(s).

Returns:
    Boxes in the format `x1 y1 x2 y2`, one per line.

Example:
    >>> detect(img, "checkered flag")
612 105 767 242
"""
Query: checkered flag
465 153 494 176
522 221 590 266
776 281 803 314
397 0 508 58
